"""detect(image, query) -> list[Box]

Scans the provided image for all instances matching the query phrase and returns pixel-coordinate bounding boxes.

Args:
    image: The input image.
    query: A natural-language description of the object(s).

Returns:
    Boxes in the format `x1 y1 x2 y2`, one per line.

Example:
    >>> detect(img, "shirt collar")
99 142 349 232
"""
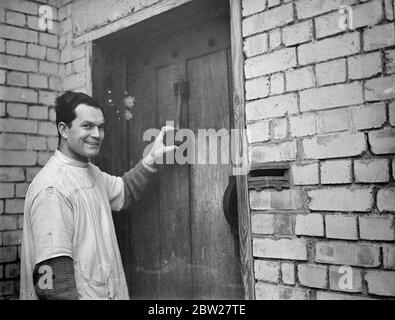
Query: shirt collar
55 149 89 168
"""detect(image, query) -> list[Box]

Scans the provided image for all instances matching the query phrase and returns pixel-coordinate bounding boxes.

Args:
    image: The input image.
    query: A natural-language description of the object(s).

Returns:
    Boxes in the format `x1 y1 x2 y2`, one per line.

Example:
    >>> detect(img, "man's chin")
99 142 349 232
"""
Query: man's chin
85 148 100 159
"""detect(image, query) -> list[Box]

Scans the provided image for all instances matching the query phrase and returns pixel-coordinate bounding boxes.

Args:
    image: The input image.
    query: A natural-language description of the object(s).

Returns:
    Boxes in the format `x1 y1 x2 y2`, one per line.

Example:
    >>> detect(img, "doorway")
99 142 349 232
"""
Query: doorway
92 0 243 299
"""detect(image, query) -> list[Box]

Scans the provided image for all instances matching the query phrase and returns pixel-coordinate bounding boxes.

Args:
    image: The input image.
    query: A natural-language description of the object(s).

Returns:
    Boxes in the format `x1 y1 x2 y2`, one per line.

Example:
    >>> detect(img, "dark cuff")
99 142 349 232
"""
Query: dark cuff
33 256 78 300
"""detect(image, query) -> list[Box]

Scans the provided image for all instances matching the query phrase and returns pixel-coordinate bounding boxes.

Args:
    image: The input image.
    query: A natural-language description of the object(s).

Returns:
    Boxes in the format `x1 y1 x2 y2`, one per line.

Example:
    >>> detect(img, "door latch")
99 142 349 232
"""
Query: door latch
173 80 189 99
173 80 189 129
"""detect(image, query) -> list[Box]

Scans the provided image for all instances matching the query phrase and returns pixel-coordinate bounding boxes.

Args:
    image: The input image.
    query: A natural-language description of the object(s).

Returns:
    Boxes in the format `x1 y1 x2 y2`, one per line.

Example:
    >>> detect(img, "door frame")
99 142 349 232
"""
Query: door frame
81 0 254 300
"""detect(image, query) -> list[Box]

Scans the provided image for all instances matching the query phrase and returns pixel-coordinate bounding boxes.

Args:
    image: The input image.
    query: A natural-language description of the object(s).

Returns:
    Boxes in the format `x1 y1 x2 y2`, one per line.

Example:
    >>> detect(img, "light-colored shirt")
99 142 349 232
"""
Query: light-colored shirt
20 150 130 300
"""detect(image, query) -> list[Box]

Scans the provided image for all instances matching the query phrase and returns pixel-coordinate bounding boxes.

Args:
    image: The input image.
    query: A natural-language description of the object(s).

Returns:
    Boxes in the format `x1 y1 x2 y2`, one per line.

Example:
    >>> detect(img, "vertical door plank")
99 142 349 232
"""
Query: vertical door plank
126 69 161 299
97 50 129 175
188 50 243 299
105 51 132 293
157 63 193 299
92 44 117 172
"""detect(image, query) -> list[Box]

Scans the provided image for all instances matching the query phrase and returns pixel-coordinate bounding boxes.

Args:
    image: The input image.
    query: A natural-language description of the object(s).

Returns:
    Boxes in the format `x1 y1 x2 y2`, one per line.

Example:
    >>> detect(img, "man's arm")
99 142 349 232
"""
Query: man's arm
33 256 78 300
121 125 177 210
121 160 157 209
29 187 75 299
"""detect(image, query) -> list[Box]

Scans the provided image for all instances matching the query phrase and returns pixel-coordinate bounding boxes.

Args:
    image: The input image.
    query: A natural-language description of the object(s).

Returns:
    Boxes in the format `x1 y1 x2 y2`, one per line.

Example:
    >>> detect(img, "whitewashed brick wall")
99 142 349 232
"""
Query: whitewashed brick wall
244 0 395 299
0 0 93 298
0 0 62 299
58 1 90 94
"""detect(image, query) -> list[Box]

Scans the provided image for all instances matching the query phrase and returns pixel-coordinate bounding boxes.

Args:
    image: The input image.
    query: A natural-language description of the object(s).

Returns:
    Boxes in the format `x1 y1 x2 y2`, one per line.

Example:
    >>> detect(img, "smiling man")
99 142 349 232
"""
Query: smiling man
20 91 176 300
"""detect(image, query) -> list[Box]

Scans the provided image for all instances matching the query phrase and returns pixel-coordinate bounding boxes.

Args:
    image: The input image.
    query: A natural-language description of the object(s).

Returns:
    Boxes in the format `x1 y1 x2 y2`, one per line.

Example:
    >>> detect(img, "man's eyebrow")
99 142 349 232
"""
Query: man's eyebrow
81 120 106 126
81 120 106 127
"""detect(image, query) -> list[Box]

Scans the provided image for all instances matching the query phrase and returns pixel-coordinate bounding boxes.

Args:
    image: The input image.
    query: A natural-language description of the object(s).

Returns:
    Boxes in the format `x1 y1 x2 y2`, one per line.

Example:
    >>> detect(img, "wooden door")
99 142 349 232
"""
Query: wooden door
93 3 243 300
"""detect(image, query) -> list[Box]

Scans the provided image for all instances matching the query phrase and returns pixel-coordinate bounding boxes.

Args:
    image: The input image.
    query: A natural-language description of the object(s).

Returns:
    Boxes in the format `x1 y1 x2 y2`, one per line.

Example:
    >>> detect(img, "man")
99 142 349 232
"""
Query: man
20 91 176 300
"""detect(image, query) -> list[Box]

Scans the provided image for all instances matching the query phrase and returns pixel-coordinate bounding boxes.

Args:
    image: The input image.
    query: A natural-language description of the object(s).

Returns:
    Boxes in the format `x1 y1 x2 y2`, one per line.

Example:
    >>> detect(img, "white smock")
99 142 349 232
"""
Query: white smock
20 150 129 300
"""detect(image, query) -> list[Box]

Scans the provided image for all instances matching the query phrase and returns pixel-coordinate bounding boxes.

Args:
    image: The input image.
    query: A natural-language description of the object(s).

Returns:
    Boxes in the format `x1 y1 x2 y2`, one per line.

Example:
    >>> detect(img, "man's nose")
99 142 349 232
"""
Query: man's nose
91 126 101 138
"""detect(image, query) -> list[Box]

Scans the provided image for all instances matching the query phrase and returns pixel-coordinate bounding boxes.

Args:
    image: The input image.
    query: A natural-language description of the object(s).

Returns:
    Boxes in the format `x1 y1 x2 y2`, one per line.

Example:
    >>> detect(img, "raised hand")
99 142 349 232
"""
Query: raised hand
142 125 178 167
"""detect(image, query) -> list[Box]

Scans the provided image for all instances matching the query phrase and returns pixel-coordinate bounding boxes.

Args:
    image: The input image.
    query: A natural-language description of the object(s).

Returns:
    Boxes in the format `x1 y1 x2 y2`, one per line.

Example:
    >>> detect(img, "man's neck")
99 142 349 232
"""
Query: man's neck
58 145 89 163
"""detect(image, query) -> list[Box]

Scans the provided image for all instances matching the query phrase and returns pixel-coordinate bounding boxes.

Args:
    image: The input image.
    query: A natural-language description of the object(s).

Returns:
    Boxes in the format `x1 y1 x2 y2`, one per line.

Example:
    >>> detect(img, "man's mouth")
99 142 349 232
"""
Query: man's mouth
85 141 100 146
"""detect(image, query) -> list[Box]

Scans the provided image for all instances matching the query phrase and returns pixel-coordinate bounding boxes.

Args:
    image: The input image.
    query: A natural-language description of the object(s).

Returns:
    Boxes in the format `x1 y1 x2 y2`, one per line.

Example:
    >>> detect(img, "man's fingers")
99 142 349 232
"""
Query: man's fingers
163 146 178 153
157 125 176 144
160 125 176 135
157 125 174 141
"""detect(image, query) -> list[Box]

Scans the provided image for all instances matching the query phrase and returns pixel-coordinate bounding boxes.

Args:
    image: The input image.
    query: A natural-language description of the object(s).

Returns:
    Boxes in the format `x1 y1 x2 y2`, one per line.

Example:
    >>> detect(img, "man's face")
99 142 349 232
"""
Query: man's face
62 103 105 162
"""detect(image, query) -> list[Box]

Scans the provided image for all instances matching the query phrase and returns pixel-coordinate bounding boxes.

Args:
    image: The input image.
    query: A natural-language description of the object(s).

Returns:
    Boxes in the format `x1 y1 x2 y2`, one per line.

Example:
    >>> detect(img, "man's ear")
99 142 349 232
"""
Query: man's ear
58 122 69 140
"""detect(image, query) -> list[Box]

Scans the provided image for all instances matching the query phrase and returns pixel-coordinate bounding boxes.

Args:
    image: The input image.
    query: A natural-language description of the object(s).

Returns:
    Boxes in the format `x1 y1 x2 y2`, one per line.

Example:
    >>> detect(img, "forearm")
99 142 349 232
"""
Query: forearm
121 159 157 209
33 256 78 300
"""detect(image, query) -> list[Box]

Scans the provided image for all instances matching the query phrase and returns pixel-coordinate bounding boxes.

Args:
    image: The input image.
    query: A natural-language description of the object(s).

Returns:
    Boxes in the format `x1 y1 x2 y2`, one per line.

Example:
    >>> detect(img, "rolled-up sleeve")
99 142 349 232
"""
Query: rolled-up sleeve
100 171 125 211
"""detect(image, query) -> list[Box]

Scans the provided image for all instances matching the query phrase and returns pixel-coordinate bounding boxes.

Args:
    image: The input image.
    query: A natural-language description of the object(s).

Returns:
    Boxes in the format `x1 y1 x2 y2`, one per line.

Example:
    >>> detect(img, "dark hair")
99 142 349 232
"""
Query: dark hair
55 91 103 145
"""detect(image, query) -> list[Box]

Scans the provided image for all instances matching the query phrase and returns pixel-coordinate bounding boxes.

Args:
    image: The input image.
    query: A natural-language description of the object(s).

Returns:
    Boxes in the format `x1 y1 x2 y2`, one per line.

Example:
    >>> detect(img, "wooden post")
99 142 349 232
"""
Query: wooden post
85 42 93 96
229 0 255 300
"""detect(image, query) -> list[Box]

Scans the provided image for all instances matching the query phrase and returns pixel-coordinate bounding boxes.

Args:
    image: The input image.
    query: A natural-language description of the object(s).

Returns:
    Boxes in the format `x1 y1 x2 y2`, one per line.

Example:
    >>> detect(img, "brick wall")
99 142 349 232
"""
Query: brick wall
57 1 91 94
0 0 62 299
244 0 395 299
